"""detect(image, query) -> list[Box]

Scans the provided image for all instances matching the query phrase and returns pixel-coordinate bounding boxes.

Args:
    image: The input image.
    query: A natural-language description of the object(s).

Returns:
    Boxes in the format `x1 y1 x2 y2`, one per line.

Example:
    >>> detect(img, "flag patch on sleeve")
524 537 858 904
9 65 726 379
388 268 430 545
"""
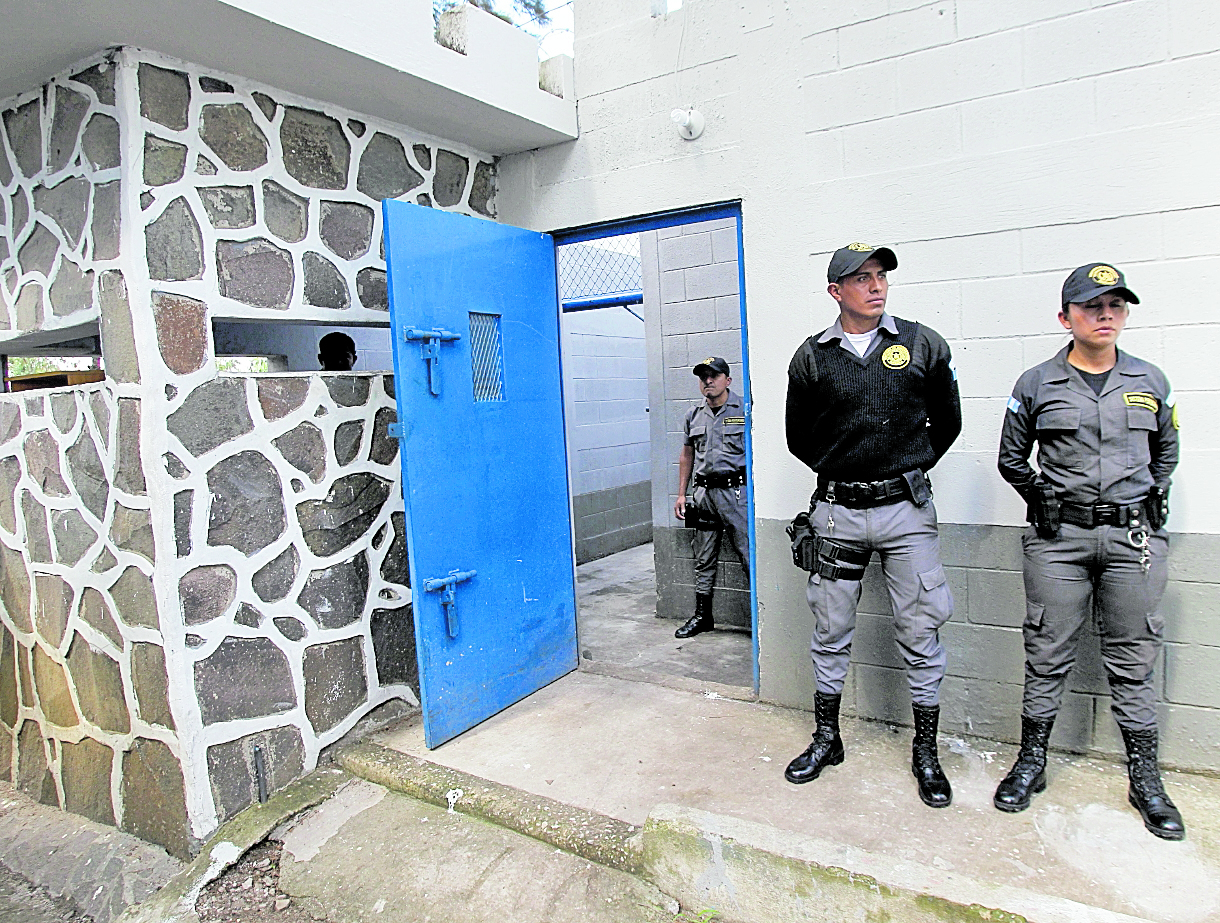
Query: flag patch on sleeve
1006 396 1022 414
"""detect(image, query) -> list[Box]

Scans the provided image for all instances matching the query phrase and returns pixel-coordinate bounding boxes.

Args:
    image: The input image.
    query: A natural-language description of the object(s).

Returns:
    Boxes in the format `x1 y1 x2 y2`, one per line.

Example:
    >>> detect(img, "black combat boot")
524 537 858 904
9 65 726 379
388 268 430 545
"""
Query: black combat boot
1121 726 1186 841
675 593 714 638
994 715 1054 812
911 703 952 808
785 692 845 784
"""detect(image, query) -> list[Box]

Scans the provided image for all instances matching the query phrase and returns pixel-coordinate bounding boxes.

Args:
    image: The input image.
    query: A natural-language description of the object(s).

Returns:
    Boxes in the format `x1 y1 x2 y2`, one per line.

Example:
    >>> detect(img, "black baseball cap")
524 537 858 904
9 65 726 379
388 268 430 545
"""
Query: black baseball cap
827 243 897 283
1061 262 1140 306
693 356 730 377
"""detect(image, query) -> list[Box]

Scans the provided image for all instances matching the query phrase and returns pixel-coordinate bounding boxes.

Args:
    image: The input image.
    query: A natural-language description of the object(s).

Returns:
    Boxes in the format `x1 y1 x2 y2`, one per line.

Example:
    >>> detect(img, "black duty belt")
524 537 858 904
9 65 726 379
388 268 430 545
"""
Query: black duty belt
694 470 747 489
816 476 907 508
1059 501 1144 528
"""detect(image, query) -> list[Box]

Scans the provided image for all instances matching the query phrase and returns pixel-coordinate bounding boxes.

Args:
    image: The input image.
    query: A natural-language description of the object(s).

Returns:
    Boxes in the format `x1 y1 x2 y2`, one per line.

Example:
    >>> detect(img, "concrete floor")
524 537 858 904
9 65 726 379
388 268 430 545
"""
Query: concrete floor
574 542 754 692
379 671 1220 923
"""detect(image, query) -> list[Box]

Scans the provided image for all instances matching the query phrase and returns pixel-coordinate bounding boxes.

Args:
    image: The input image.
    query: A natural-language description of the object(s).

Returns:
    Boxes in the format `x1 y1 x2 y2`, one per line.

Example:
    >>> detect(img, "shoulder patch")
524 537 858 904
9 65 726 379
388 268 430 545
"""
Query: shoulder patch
1006 396 1022 415
949 359 957 382
1124 392 1159 413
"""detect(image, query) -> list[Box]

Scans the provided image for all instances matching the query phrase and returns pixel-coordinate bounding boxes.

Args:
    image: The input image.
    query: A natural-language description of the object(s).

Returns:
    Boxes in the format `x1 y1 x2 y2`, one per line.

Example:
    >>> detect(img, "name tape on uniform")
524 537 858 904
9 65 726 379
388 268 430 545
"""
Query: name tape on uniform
1123 392 1159 413
725 417 746 425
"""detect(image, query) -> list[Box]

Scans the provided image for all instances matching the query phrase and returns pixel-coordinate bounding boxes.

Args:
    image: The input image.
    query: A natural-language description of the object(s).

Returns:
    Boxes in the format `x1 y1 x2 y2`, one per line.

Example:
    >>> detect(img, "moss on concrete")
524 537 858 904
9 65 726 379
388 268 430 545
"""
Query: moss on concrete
337 739 643 873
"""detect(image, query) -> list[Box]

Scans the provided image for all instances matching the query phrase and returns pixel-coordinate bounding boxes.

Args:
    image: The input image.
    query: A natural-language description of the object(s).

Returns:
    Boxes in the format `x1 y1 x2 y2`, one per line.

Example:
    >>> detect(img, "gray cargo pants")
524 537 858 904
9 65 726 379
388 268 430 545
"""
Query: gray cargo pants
1021 524 1168 730
691 485 751 595
805 498 953 707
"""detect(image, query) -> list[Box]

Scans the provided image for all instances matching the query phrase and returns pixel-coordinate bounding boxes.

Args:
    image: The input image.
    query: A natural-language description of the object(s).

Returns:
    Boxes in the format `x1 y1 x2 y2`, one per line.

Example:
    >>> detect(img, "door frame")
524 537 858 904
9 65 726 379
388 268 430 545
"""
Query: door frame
550 201 759 692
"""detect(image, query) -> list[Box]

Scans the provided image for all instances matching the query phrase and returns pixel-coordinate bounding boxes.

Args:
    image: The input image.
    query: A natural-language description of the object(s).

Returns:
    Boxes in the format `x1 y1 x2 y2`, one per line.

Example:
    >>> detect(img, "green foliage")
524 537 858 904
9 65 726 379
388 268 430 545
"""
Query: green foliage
5 356 98 377
433 0 550 28
216 357 270 374
674 910 720 923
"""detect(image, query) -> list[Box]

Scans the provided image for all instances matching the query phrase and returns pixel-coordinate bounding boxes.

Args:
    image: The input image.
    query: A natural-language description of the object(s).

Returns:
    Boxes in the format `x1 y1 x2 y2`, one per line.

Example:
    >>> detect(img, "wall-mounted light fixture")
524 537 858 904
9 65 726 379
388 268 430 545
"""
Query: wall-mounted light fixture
671 108 704 141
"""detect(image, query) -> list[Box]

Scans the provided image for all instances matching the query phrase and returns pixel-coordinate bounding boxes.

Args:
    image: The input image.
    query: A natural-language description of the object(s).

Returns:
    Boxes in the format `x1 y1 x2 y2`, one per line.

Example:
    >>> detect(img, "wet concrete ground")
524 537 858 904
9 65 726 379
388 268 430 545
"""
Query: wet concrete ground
574 542 754 691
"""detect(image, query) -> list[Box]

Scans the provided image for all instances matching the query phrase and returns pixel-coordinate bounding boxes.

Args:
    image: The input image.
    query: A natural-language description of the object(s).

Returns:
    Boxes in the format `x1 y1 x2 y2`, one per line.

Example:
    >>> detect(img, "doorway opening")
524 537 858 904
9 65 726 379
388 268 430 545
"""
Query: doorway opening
553 203 757 696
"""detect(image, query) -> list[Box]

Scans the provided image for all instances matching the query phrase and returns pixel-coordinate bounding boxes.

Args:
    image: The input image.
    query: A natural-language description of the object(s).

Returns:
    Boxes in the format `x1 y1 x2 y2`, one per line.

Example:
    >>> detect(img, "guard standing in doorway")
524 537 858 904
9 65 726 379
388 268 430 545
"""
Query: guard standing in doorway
995 263 1184 840
784 243 961 808
673 357 750 639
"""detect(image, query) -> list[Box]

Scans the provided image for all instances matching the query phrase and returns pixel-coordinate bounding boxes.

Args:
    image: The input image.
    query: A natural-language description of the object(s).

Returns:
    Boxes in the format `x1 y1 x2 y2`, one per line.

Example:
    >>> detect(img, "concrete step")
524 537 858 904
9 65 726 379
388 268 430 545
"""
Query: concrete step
351 671 1220 923
275 777 678 923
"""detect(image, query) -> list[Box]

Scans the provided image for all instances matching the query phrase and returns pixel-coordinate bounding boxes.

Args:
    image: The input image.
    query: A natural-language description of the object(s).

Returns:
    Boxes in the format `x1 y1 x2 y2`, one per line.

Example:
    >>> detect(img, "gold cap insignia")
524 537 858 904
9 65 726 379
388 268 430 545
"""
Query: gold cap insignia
882 344 910 370
847 242 873 252
702 357 716 365
1089 265 1120 286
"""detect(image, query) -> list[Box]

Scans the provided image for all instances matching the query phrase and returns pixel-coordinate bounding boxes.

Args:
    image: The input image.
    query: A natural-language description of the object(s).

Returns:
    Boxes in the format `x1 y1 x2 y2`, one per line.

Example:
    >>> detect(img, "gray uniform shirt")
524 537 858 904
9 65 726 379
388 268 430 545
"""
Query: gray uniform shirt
998 345 1178 505
684 389 747 476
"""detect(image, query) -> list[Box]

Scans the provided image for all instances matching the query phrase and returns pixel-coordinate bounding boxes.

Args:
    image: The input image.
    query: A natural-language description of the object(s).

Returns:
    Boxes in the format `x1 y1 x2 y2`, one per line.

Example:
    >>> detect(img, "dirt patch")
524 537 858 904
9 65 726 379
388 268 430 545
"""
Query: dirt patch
195 841 323 923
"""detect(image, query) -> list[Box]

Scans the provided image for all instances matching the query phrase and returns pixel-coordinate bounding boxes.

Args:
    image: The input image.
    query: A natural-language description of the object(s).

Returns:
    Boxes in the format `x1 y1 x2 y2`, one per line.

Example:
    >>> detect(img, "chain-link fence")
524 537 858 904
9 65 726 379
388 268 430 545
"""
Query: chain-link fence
556 234 642 308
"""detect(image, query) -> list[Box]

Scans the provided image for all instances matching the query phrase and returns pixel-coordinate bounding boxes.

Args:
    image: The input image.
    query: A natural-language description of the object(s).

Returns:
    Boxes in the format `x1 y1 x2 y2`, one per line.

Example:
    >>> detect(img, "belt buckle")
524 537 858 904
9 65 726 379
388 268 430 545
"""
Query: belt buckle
1095 503 1117 525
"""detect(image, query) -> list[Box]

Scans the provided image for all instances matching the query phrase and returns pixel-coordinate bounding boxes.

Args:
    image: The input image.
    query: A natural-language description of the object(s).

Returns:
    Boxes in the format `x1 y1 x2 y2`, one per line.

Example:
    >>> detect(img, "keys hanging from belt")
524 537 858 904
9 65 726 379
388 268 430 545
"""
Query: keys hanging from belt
1126 507 1152 574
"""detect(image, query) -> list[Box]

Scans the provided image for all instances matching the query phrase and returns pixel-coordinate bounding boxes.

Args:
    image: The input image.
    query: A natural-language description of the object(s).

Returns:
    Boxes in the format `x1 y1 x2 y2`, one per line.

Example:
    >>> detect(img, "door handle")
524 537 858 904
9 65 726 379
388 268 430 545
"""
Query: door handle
423 569 477 639
403 327 461 396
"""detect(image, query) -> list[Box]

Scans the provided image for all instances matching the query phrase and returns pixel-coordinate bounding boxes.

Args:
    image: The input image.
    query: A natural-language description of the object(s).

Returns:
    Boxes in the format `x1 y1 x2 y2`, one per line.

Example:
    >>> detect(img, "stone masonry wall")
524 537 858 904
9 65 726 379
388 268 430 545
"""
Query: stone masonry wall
0 46 498 855
127 48 498 847
132 48 494 330
164 372 412 830
0 384 185 852
0 55 121 336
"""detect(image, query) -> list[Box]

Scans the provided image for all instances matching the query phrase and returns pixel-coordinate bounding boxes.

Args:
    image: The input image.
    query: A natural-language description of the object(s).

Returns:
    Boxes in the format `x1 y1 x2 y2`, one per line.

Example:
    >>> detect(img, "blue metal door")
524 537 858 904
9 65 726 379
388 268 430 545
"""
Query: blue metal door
383 201 577 748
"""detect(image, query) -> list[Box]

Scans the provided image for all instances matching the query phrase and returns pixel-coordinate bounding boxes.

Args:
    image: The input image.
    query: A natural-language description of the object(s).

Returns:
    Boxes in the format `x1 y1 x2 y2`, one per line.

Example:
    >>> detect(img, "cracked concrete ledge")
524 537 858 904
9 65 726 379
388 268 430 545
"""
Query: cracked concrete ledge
114 766 349 923
637 804 1154 923
336 739 643 873
340 741 1159 923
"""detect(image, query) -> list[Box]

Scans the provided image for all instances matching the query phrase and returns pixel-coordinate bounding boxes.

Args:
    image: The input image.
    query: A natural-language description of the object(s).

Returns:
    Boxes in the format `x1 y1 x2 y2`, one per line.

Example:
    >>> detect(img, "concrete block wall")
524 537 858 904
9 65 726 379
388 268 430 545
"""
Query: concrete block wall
560 305 651 563
500 0 1220 769
642 218 747 629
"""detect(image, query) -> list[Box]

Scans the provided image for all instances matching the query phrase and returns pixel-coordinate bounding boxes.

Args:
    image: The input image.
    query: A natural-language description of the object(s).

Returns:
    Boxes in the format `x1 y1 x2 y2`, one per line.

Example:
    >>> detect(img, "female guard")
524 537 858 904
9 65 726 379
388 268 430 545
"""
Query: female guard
995 263 1183 840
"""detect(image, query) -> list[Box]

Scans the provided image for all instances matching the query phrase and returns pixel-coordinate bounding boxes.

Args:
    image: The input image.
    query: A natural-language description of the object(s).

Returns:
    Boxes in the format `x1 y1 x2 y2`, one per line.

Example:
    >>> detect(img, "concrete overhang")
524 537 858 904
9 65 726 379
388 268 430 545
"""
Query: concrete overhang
0 0 577 155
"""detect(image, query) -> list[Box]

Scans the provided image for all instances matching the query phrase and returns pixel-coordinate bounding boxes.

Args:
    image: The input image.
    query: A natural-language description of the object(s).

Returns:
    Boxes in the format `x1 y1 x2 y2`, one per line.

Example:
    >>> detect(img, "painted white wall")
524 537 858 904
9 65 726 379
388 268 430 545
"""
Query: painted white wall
500 0 1220 533
0 0 575 154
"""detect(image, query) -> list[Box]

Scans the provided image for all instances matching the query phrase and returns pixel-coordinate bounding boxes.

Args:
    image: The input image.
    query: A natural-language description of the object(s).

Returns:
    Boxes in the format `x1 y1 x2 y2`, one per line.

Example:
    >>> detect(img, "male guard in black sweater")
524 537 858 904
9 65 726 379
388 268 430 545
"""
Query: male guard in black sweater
784 243 962 808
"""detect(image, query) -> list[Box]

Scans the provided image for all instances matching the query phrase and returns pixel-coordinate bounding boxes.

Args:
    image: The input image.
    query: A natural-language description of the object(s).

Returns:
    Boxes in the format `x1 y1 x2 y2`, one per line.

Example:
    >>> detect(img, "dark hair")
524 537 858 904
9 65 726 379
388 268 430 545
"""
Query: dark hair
319 332 356 353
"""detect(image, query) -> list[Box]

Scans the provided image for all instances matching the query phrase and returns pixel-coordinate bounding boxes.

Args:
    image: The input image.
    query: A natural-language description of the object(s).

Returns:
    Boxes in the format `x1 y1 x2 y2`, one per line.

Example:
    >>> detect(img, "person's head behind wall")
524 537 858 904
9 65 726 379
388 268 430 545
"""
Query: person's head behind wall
319 332 357 372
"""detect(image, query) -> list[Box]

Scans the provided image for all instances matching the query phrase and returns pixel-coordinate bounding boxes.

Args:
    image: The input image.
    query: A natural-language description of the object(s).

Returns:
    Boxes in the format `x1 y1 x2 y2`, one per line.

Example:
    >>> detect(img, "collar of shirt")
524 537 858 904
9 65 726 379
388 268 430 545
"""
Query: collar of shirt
702 389 742 416
817 312 899 345
1048 344 1143 399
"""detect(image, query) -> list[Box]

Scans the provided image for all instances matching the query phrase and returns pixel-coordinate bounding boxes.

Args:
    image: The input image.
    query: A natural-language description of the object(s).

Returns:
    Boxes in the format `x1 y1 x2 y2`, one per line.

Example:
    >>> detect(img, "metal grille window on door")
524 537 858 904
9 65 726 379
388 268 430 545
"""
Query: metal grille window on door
469 312 504 402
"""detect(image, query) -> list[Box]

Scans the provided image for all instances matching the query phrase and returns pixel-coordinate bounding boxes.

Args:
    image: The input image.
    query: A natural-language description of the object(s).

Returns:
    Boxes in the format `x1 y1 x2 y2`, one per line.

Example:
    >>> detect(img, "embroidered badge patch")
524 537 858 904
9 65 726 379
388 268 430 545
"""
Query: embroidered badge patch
1124 392 1159 413
1089 265 1120 286
847 242 873 252
1172 405 1180 430
725 417 746 425
881 344 910 369
1007 396 1022 414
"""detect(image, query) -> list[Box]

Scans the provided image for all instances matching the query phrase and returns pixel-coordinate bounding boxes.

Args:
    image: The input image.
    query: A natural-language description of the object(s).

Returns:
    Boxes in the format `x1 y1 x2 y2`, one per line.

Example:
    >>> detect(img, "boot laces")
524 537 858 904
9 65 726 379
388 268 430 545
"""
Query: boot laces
1009 744 1046 781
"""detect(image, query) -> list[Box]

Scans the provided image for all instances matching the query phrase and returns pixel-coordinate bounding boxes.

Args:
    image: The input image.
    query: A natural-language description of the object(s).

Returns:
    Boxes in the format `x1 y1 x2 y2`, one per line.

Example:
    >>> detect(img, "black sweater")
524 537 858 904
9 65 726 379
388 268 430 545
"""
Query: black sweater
786 316 962 482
